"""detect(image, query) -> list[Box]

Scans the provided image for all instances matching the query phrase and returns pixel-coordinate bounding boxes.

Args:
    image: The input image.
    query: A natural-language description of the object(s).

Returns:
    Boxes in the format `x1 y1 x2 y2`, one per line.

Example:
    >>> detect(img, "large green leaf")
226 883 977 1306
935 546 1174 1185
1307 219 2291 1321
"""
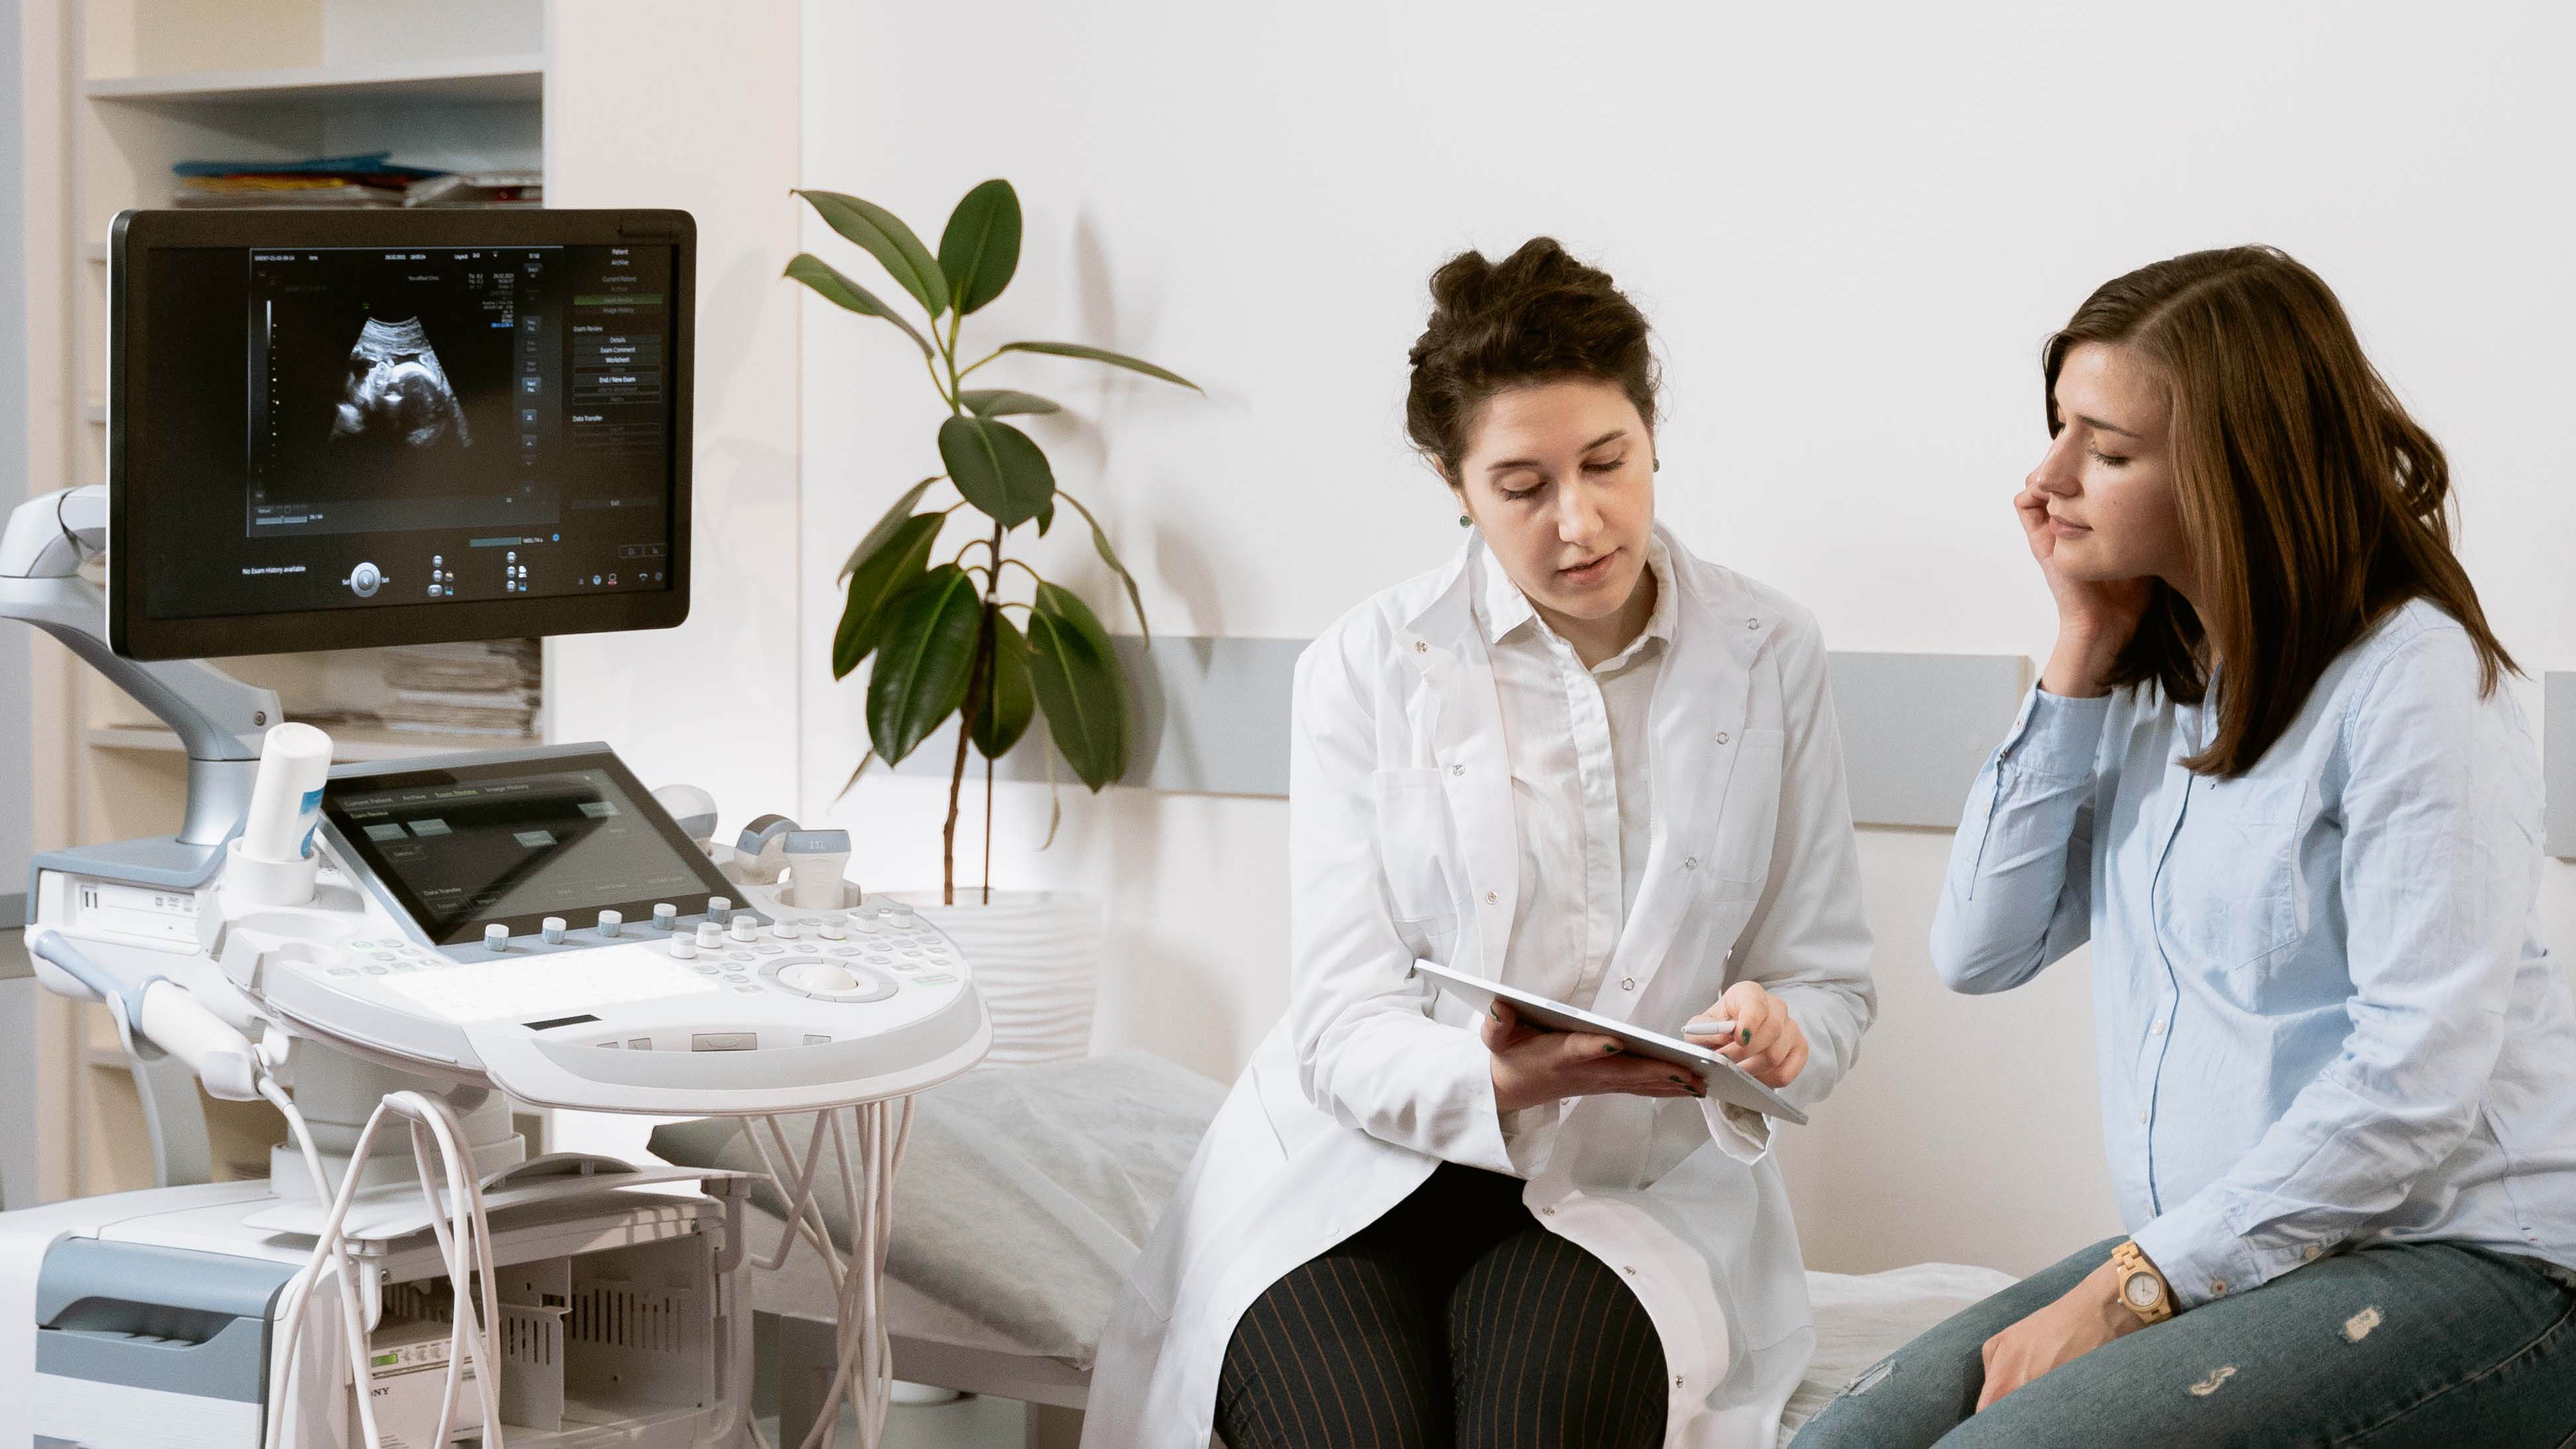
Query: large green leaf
785 254 933 360
838 477 941 583
832 512 943 678
970 609 1035 759
937 415 1056 532
1026 582 1128 790
937 179 1022 318
995 340 1200 391
794 189 949 317
959 389 1061 418
1055 489 1150 645
865 565 984 764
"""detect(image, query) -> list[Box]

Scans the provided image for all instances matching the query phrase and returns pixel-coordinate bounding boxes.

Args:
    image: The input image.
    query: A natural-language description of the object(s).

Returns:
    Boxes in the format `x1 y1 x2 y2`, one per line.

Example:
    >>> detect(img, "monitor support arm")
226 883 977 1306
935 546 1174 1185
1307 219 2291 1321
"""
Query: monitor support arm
1 485 281 845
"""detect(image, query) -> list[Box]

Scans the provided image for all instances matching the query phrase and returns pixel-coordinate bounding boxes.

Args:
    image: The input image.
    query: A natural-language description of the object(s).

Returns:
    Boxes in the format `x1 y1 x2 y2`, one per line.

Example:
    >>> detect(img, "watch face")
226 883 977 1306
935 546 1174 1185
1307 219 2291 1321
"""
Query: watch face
2124 1274 2160 1307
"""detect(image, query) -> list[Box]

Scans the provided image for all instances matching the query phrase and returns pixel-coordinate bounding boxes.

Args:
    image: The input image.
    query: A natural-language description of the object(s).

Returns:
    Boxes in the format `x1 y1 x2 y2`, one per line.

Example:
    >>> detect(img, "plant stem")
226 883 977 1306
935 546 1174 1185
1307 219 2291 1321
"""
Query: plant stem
942 617 992 908
939 518 1008 906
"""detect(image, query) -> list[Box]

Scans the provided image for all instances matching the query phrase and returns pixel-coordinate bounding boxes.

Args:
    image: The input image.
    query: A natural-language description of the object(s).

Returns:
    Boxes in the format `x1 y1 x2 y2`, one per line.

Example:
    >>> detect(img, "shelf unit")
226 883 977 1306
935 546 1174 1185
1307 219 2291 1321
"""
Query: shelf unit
36 0 551 1199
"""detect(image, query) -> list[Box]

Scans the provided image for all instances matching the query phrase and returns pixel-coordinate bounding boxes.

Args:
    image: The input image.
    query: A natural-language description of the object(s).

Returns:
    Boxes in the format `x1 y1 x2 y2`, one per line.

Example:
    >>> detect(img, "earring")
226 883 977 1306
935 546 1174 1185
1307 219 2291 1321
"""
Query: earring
1458 514 1471 527
1652 457 1662 472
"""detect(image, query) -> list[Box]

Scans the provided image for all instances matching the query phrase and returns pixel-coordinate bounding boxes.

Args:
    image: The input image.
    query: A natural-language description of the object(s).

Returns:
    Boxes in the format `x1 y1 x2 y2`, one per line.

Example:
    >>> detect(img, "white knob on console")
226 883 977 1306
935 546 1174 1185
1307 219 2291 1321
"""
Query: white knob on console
696 922 724 948
653 903 678 931
671 935 698 960
541 917 567 945
485 924 510 953
598 910 622 937
783 962 861 994
730 915 759 943
818 917 846 941
773 919 800 941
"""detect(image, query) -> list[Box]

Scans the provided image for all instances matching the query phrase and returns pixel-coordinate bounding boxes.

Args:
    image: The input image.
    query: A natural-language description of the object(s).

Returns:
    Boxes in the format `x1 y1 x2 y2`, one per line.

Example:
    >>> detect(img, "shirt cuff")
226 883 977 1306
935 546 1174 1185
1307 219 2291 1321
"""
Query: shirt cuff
1437 1027 1519 1176
1699 1096 1772 1164
2128 1193 2316 1310
1999 686 2113 780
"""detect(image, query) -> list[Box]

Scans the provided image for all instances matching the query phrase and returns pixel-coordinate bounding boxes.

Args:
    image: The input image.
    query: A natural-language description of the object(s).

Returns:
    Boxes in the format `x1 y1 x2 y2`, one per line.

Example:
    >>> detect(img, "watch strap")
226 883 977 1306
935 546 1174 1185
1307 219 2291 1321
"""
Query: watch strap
2110 1240 2174 1326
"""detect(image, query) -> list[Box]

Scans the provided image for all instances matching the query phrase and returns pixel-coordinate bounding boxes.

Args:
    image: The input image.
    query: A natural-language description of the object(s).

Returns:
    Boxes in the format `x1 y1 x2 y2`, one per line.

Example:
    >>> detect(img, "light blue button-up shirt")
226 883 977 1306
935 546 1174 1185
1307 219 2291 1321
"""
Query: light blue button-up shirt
1932 600 2576 1307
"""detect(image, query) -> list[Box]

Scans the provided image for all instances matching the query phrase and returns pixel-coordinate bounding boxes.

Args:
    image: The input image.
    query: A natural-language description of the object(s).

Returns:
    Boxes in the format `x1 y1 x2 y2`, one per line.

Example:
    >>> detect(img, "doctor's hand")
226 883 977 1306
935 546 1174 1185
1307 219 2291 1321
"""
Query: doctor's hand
1482 1002 1705 1114
1685 981 1807 1088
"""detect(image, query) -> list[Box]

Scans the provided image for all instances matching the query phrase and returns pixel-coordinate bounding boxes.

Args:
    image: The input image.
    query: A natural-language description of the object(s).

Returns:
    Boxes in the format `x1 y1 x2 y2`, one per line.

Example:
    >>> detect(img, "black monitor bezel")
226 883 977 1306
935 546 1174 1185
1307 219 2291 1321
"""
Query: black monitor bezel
318 741 737 946
107 207 697 661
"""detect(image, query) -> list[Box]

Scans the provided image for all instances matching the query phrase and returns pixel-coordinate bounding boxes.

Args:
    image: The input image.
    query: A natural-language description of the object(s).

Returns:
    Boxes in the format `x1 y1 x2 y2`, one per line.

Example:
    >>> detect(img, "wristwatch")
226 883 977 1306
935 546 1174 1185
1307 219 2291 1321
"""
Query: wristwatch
2109 1240 2173 1326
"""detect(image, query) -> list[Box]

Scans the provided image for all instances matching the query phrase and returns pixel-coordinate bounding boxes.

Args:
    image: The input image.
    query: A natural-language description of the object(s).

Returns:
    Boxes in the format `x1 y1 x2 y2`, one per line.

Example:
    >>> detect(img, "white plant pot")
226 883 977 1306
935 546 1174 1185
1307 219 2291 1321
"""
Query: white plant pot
890 889 1101 1068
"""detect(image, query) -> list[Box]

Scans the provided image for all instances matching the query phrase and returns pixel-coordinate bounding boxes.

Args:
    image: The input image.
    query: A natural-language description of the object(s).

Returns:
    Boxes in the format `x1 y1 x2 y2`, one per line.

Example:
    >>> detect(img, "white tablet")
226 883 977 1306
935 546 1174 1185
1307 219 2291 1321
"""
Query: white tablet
1410 958 1809 1125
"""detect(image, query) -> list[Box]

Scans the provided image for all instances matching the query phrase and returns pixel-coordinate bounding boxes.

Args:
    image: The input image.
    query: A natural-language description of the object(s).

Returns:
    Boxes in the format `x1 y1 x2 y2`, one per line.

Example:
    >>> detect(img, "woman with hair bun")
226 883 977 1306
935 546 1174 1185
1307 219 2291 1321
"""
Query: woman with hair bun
1086 238 1878 1448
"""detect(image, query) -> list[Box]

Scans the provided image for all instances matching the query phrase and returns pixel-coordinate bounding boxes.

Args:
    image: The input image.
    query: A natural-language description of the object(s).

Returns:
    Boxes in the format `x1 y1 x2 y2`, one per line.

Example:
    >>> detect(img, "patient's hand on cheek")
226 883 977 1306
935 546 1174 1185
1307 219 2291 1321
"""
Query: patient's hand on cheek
1685 980 1808 1088
1482 1002 1705 1114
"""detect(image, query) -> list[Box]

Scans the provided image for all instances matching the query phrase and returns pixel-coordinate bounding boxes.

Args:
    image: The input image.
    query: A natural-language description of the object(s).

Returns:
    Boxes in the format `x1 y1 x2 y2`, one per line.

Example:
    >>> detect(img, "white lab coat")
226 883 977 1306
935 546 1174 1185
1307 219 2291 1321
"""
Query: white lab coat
1085 528 1876 1448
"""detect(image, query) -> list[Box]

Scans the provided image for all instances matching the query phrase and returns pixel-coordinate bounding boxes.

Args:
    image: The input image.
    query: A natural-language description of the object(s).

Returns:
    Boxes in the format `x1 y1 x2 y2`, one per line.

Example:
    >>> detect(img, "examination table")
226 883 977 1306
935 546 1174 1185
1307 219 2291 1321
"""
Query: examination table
649 1051 2017 1448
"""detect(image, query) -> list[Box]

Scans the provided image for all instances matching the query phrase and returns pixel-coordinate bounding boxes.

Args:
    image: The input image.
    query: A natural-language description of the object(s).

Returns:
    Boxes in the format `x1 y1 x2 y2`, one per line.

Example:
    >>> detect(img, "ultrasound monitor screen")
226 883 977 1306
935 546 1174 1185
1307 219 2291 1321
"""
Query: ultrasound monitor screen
322 747 733 945
109 210 694 659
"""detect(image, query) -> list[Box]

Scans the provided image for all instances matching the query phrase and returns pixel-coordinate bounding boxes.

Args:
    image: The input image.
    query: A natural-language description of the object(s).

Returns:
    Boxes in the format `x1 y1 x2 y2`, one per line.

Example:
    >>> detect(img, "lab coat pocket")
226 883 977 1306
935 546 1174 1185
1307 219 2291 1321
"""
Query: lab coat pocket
1374 768 1461 962
1709 729 1786 901
2162 774 2309 977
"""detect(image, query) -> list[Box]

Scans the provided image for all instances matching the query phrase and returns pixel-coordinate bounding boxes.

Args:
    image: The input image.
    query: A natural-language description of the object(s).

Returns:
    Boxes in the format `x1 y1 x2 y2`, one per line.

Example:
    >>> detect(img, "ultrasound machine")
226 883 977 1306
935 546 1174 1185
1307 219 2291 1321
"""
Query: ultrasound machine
0 209 987 1449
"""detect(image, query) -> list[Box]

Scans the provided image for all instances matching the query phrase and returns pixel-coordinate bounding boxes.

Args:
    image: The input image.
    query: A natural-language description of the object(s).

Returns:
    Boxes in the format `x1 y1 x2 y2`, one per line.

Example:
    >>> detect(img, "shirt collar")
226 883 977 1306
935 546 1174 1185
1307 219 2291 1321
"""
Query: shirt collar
1475 533 1678 669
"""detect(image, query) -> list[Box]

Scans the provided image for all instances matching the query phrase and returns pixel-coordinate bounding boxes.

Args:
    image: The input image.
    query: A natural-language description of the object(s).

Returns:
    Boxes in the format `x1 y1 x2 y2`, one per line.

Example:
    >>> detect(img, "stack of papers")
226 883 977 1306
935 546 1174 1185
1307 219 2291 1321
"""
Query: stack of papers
380 639 541 738
170 152 542 209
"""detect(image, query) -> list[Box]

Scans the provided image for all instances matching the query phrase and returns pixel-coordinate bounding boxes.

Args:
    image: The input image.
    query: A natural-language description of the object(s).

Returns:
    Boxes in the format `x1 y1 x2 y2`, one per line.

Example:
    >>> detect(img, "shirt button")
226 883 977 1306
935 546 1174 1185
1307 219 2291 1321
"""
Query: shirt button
1745 618 1760 630
2138 1110 2149 1125
1413 639 1427 653
1621 978 1636 991
1715 731 1729 744
2302 1244 2322 1261
2209 1279 2227 1295
1484 892 1498 906
1451 763 1464 776
1682 857 1698 871
2150 1019 2166 1035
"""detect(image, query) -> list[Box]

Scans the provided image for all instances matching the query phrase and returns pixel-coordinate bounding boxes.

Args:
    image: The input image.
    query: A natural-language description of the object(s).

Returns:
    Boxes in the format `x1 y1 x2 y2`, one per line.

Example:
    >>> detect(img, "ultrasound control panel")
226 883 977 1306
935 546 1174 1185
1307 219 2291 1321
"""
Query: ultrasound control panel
205 741 992 1114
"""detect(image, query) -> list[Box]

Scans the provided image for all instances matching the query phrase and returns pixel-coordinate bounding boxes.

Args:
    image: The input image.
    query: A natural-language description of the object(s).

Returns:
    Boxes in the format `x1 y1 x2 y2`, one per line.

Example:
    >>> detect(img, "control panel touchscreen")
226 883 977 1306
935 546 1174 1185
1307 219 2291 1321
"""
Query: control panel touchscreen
322 747 732 945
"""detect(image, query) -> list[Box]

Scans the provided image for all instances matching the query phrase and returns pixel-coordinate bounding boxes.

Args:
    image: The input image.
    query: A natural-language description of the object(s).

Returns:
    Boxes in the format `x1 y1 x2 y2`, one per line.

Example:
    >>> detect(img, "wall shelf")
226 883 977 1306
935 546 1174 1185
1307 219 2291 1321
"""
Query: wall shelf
85 722 530 762
83 52 543 106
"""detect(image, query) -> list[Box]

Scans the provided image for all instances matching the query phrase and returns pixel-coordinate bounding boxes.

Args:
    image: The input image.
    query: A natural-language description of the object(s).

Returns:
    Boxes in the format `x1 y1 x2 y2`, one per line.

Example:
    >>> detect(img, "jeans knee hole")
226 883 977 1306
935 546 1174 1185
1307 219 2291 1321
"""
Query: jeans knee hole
1841 1357 1894 1397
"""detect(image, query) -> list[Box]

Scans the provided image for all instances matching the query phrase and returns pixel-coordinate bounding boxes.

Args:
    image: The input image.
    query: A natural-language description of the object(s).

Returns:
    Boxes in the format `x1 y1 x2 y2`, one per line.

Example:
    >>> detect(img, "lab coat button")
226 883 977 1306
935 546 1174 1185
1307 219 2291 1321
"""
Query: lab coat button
1413 639 1427 653
1451 763 1464 776
1623 1265 1637 1275
1715 731 1729 744
1746 618 1760 630
1682 857 1697 871
1484 892 1498 906
1621 978 1636 991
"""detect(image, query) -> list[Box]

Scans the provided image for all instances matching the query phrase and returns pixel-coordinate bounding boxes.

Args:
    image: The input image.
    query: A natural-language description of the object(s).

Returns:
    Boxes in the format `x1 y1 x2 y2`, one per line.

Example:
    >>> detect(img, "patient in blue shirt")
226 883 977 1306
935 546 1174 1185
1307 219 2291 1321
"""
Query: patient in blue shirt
1795 246 2576 1448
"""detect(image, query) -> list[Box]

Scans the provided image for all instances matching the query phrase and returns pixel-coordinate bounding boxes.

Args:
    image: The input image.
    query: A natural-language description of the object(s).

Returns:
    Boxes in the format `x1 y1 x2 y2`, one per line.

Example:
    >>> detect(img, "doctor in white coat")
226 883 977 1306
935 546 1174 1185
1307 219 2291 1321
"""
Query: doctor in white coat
1087 238 1876 1449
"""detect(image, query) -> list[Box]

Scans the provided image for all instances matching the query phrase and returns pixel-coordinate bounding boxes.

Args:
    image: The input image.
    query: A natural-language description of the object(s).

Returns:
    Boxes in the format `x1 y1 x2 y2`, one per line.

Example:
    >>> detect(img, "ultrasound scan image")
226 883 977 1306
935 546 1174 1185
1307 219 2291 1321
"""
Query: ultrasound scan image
330 316 473 449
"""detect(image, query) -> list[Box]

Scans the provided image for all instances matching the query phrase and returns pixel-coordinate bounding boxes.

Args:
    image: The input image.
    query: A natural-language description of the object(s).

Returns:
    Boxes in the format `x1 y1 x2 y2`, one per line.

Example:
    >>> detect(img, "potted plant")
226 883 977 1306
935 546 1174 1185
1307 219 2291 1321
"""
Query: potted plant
788 179 1196 1062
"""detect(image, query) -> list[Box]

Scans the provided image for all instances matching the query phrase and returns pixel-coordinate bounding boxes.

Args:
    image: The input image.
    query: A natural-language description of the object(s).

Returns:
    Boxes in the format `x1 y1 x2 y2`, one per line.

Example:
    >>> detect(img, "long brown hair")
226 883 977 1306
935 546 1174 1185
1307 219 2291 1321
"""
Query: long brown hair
2045 246 2514 776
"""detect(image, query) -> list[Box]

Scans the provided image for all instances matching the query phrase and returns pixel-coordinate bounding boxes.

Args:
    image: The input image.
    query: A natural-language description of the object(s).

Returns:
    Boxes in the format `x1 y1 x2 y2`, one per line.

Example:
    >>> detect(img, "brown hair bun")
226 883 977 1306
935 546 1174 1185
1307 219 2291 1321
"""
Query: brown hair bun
1404 237 1658 481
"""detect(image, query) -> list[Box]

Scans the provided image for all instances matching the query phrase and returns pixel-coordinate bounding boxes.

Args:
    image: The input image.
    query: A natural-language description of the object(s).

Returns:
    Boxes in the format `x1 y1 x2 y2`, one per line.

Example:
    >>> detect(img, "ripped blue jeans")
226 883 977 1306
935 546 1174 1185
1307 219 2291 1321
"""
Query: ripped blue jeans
1790 1235 2576 1448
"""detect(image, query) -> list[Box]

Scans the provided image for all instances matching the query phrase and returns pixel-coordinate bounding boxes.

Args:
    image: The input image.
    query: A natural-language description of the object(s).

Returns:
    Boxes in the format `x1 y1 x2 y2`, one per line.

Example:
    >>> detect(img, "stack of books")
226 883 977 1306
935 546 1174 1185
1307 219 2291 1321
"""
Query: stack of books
172 152 542 209
380 639 541 739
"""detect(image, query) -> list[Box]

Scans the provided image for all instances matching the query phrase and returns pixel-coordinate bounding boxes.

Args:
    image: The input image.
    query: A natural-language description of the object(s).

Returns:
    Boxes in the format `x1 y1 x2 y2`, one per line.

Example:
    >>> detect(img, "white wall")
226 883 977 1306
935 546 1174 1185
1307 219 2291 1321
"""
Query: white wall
546 0 804 823
790 0 2576 1276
